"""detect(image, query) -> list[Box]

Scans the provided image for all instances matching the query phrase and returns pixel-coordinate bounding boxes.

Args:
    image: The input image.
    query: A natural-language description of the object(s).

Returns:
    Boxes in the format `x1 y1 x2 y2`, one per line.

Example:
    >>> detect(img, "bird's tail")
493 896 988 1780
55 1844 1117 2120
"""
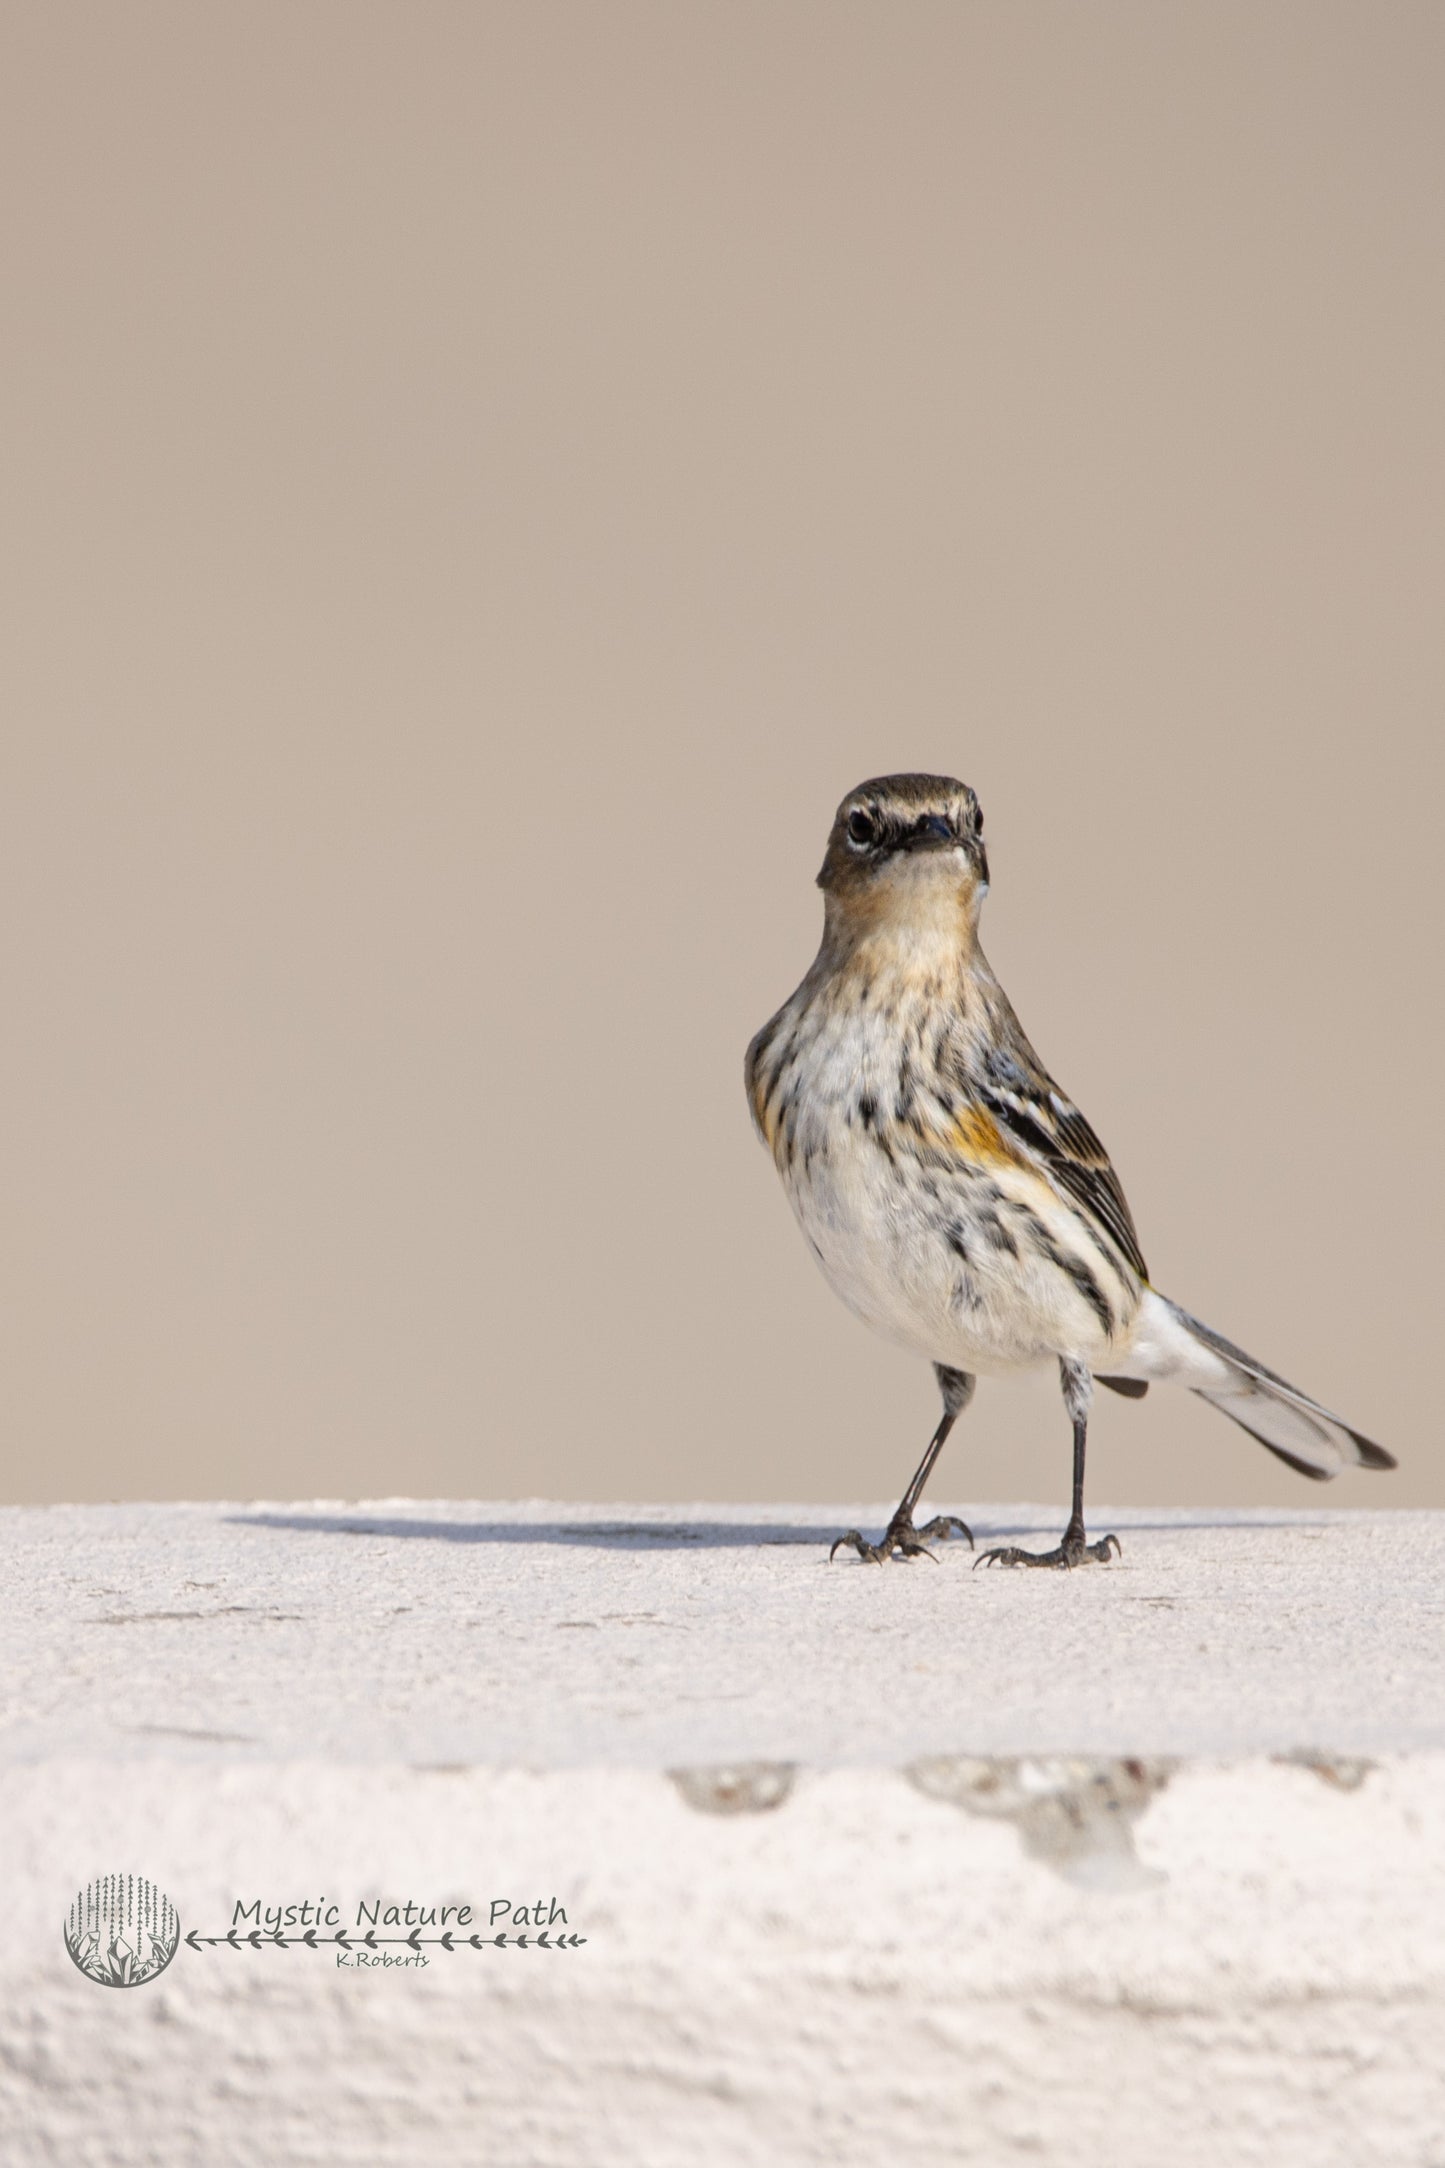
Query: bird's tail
1129 1291 1395 1480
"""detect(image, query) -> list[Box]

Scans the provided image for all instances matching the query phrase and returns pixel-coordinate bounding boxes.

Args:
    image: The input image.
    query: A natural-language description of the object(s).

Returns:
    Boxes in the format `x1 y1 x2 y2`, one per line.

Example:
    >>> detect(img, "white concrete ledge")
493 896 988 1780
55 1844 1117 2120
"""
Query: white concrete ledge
6 1503 1445 2164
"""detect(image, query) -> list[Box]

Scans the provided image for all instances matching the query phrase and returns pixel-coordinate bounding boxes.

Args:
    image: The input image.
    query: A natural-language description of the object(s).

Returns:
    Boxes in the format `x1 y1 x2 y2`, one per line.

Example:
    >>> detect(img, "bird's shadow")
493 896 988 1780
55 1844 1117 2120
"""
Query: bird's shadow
227 1508 1336 1551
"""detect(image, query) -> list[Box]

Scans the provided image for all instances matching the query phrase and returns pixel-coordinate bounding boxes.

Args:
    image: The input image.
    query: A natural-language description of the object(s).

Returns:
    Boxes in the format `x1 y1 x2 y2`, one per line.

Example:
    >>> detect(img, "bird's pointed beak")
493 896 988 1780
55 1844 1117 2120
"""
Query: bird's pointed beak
900 814 958 853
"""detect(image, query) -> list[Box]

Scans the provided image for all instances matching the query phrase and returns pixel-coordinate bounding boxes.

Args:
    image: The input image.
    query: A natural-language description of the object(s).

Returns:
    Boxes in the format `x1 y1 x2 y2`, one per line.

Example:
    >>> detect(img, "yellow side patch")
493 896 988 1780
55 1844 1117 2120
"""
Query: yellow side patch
945 1103 1020 1168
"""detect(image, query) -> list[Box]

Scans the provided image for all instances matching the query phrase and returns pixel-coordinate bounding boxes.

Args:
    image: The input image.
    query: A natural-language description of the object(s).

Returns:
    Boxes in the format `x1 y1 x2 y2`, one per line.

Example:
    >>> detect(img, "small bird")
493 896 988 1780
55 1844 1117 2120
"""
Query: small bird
745 774 1394 1569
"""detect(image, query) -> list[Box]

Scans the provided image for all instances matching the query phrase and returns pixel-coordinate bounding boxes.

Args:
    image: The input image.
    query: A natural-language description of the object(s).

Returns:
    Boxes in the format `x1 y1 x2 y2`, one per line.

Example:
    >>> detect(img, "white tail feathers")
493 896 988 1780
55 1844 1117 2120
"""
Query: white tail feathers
1127 1292 1395 1481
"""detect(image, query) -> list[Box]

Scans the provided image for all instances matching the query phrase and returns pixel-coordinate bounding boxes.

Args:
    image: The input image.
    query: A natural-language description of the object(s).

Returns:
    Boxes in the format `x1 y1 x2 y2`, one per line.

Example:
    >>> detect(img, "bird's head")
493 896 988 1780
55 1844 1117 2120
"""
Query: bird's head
817 773 989 955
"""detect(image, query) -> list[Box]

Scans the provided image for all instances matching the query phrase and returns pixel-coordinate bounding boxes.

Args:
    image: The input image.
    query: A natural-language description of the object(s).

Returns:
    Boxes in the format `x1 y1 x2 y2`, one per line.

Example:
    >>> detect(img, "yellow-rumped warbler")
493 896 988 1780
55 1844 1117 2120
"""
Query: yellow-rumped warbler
745 773 1395 1568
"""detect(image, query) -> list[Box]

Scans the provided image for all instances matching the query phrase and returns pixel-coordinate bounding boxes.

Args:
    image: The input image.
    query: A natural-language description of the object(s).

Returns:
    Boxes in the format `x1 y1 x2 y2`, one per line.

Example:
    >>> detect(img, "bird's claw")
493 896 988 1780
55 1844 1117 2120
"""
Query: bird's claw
974 1531 1122 1570
829 1530 887 1564
915 1514 975 1552
828 1513 974 1565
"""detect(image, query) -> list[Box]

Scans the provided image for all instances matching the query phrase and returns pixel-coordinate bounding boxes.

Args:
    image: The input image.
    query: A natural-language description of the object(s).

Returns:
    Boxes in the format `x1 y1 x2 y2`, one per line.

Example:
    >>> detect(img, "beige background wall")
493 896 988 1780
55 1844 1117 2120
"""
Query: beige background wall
2 3 1439 1508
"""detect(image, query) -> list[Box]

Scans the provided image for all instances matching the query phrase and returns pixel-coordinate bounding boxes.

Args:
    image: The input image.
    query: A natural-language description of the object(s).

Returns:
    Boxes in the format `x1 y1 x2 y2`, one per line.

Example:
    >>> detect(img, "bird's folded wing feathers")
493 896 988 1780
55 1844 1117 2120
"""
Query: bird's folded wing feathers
975 1024 1150 1283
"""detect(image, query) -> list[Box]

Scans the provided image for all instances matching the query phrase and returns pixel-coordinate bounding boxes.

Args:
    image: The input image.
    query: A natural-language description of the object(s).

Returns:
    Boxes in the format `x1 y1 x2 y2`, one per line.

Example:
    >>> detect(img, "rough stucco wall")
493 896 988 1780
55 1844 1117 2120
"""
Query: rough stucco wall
6 1503 1445 2164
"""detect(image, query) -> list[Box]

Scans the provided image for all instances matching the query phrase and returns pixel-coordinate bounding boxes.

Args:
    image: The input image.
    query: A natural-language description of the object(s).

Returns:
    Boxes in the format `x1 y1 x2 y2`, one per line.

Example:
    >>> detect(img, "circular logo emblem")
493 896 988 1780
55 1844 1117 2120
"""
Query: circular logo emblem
64 1874 181 1988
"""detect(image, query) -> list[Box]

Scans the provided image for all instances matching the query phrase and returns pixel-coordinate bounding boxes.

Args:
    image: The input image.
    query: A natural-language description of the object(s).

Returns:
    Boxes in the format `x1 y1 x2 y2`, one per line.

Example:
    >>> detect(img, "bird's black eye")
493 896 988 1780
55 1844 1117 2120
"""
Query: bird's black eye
846 808 876 850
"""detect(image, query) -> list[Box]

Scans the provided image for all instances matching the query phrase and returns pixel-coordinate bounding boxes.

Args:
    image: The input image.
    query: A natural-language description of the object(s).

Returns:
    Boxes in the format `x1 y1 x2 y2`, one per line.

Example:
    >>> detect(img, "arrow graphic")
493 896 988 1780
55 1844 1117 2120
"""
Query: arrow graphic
185 1928 587 1953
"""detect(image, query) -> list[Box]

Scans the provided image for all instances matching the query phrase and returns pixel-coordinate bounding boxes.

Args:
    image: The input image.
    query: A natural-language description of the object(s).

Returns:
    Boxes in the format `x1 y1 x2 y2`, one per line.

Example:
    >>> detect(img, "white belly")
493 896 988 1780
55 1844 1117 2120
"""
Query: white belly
782 1121 1126 1376
751 973 1139 1376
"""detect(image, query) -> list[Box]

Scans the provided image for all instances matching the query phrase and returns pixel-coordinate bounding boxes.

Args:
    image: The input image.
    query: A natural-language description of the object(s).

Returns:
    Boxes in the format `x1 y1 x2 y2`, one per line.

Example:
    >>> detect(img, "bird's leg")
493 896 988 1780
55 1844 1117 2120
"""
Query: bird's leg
975 1358 1122 1570
830 1366 976 1563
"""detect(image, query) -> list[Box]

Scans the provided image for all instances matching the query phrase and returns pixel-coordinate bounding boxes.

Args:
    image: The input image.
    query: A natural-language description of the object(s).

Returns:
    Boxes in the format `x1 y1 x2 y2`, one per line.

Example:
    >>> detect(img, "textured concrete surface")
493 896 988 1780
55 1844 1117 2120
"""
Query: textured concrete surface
5 1502 1445 2165
9 1498 1445 1763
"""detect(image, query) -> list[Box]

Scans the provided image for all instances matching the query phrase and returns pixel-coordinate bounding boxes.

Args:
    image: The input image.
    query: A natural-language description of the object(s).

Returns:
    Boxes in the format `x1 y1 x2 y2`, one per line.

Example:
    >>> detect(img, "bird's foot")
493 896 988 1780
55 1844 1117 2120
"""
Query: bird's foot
974 1529 1121 1571
829 1513 974 1565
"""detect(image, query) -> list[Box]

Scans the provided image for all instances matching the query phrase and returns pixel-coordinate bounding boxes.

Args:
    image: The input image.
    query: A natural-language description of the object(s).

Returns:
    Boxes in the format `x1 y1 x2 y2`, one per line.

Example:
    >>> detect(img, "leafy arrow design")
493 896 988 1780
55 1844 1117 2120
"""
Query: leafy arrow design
184 1929 586 1953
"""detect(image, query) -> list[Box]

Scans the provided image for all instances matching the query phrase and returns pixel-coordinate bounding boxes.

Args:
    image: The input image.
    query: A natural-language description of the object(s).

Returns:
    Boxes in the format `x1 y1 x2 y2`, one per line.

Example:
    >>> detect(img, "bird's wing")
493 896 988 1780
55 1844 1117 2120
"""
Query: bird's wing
974 1008 1150 1284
